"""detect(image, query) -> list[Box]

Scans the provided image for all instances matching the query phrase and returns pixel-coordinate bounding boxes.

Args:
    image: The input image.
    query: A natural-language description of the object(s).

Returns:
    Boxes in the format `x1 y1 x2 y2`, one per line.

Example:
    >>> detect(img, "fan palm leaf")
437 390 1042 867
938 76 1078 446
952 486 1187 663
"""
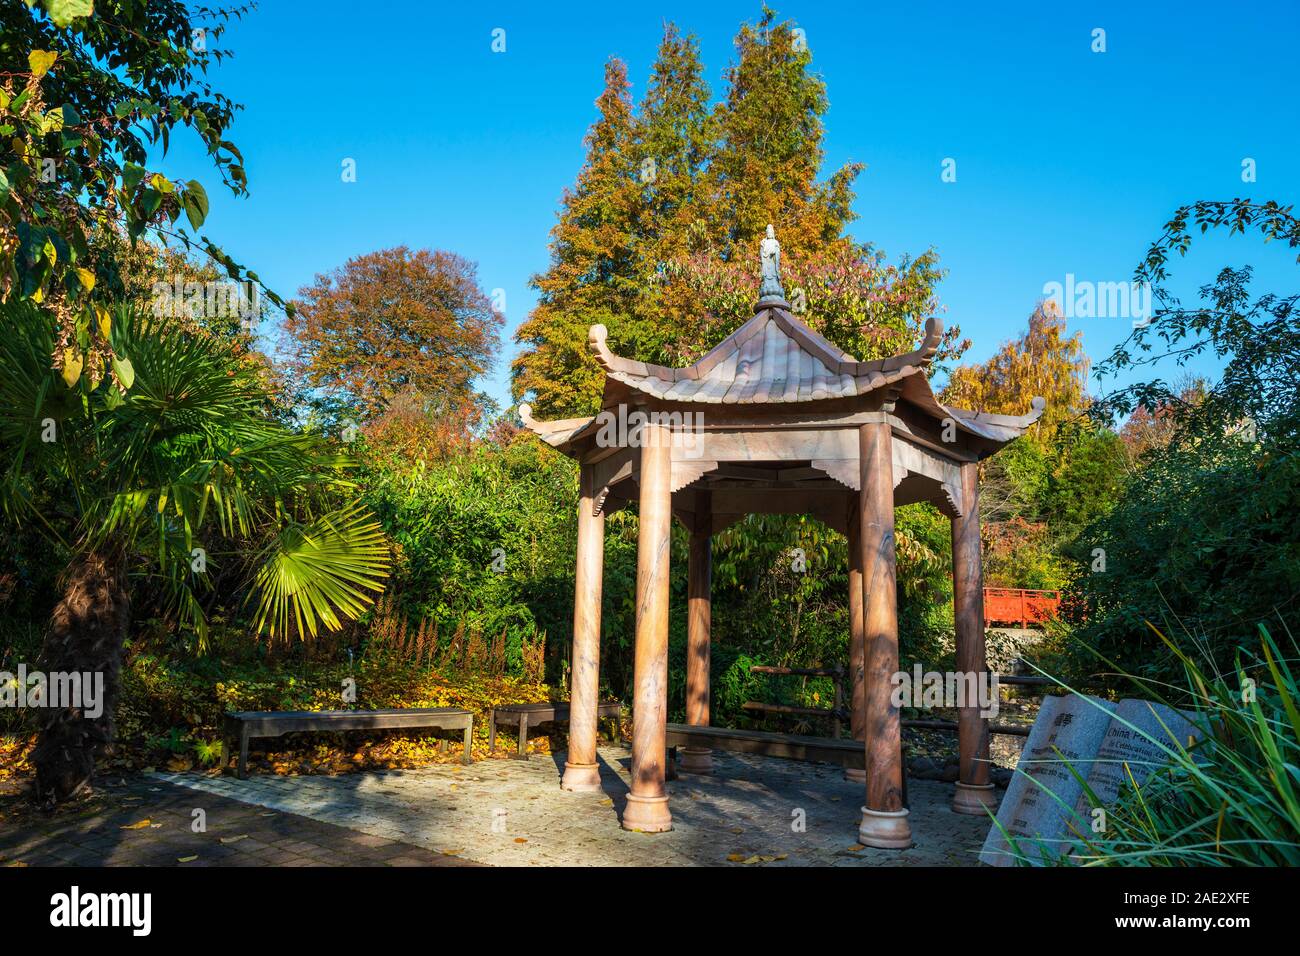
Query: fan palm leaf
251 503 391 640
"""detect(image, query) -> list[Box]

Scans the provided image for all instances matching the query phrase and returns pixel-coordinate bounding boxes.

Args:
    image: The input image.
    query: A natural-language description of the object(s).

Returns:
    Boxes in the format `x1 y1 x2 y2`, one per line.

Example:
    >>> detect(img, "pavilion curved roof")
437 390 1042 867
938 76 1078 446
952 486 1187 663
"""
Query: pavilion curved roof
586 306 943 405
520 303 1044 458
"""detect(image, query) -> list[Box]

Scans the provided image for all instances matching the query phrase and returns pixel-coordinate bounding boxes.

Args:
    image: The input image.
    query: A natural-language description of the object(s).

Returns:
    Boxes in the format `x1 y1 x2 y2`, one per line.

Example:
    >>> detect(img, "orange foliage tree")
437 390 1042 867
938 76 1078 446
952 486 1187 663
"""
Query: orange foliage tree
941 300 1089 442
285 246 503 423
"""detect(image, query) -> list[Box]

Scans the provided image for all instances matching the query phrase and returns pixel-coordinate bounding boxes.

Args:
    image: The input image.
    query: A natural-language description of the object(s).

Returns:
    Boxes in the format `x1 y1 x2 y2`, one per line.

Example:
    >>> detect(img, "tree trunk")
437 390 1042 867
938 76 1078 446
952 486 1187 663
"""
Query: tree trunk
32 550 130 805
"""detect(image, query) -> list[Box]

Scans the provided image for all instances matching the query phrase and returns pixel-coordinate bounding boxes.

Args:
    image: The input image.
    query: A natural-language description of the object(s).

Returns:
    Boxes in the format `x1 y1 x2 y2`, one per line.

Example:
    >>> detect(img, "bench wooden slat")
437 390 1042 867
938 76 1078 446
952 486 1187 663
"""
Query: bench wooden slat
228 709 471 736
666 723 864 768
491 702 621 724
228 707 468 720
224 707 474 778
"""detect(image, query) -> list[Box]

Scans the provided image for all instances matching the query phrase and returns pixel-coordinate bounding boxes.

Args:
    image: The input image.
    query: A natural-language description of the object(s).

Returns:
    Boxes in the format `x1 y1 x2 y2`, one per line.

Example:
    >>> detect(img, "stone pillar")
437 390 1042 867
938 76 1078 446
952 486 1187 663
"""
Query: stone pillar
951 461 997 815
680 492 713 774
845 500 866 783
857 420 911 849
622 419 673 832
562 464 606 792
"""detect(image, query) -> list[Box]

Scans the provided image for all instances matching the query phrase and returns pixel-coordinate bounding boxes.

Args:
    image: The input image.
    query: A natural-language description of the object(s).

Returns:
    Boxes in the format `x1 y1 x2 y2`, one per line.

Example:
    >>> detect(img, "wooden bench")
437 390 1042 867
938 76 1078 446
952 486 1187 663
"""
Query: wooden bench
223 707 474 779
665 723 907 805
489 701 623 759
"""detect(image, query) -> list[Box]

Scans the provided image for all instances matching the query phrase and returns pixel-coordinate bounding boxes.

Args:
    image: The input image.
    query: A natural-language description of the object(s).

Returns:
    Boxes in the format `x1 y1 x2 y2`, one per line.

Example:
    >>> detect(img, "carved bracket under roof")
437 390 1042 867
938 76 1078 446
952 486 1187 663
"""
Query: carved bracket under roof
590 449 635 517
892 439 965 517
812 459 859 491
671 459 717 494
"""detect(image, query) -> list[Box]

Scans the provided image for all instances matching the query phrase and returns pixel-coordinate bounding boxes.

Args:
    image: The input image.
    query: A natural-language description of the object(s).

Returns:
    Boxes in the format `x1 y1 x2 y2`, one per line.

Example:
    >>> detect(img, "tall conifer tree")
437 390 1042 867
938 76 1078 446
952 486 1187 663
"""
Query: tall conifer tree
705 6 861 259
636 24 715 264
512 60 640 416
513 10 907 415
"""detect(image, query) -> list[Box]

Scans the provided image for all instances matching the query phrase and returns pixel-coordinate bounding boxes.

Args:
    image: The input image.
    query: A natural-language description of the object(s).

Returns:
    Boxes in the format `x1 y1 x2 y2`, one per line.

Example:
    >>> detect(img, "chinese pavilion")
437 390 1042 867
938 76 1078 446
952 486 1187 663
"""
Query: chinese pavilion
519 227 1044 847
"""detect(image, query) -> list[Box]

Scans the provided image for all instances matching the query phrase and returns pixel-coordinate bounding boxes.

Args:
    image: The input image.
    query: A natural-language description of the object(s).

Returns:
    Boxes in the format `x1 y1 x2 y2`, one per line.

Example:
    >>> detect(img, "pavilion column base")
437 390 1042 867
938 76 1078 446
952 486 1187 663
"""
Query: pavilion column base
678 748 713 774
560 762 602 792
951 781 999 815
622 794 673 833
843 767 866 784
858 806 912 849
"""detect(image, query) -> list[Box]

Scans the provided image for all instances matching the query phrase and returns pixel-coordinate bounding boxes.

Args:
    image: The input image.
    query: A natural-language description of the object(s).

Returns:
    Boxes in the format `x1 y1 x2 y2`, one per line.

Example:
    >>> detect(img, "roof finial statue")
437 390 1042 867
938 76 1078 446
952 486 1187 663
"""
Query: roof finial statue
757 223 785 304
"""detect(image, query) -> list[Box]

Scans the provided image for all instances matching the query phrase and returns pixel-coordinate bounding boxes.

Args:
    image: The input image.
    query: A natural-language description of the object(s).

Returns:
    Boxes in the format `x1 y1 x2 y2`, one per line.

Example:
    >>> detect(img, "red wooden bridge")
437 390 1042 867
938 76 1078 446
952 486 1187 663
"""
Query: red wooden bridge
983 587 1060 628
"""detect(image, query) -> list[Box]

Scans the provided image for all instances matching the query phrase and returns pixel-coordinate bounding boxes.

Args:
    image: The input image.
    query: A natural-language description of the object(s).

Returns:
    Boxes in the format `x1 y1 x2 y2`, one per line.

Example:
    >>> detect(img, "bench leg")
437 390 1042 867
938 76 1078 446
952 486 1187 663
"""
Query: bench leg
237 728 250 780
462 720 473 765
221 723 234 776
488 710 497 754
514 715 529 760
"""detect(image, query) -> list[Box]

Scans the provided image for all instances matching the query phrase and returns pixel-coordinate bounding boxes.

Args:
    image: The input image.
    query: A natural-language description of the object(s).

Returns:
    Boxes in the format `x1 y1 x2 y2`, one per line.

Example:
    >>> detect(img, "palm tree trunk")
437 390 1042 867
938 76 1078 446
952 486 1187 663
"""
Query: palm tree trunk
31 549 130 805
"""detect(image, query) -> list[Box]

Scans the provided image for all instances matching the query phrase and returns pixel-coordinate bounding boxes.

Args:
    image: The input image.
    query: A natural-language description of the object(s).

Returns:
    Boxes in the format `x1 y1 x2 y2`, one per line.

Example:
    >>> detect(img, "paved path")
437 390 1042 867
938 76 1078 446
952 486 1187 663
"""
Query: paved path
0 778 476 867
153 746 990 866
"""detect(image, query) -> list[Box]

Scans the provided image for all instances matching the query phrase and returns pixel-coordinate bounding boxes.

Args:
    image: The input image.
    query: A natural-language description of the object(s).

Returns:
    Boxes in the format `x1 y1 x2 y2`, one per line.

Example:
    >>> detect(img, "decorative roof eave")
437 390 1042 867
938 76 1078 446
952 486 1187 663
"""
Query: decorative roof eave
897 373 1047 446
842 316 944 377
518 403 596 449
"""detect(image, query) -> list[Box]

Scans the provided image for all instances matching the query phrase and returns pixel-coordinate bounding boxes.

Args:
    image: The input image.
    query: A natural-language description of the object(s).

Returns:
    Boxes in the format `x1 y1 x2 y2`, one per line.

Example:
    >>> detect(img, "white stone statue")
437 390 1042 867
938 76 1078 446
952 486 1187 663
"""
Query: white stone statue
758 223 785 302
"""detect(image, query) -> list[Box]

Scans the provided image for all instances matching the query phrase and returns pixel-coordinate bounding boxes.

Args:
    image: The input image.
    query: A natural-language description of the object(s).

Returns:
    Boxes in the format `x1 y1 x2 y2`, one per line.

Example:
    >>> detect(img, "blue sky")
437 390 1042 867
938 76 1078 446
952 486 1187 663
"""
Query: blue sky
157 0 1299 407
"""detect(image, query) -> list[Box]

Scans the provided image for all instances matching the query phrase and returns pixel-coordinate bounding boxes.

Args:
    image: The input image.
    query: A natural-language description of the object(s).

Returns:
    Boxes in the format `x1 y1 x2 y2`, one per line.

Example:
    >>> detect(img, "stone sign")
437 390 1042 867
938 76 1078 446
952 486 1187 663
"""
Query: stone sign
979 695 1199 866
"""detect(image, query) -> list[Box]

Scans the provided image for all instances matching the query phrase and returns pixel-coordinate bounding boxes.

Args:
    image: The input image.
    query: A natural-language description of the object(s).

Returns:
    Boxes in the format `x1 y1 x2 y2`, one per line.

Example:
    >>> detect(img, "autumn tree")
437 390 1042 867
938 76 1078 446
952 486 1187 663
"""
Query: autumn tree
512 10 933 417
1118 376 1208 462
661 243 960 369
941 300 1100 588
703 6 861 259
941 299 1089 441
648 10 941 368
635 24 715 266
285 246 502 423
511 60 641 417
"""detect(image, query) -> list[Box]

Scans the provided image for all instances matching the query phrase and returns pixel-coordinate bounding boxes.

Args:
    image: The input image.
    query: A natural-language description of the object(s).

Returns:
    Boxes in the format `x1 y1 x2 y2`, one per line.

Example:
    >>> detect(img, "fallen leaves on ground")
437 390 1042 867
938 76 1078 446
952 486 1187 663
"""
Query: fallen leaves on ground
0 735 34 781
120 819 152 830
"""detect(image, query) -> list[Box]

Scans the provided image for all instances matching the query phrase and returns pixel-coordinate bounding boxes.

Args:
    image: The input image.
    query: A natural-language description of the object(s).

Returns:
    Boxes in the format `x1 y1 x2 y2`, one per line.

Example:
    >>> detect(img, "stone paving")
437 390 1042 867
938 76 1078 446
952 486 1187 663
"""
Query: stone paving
153 745 991 866
0 777 477 867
